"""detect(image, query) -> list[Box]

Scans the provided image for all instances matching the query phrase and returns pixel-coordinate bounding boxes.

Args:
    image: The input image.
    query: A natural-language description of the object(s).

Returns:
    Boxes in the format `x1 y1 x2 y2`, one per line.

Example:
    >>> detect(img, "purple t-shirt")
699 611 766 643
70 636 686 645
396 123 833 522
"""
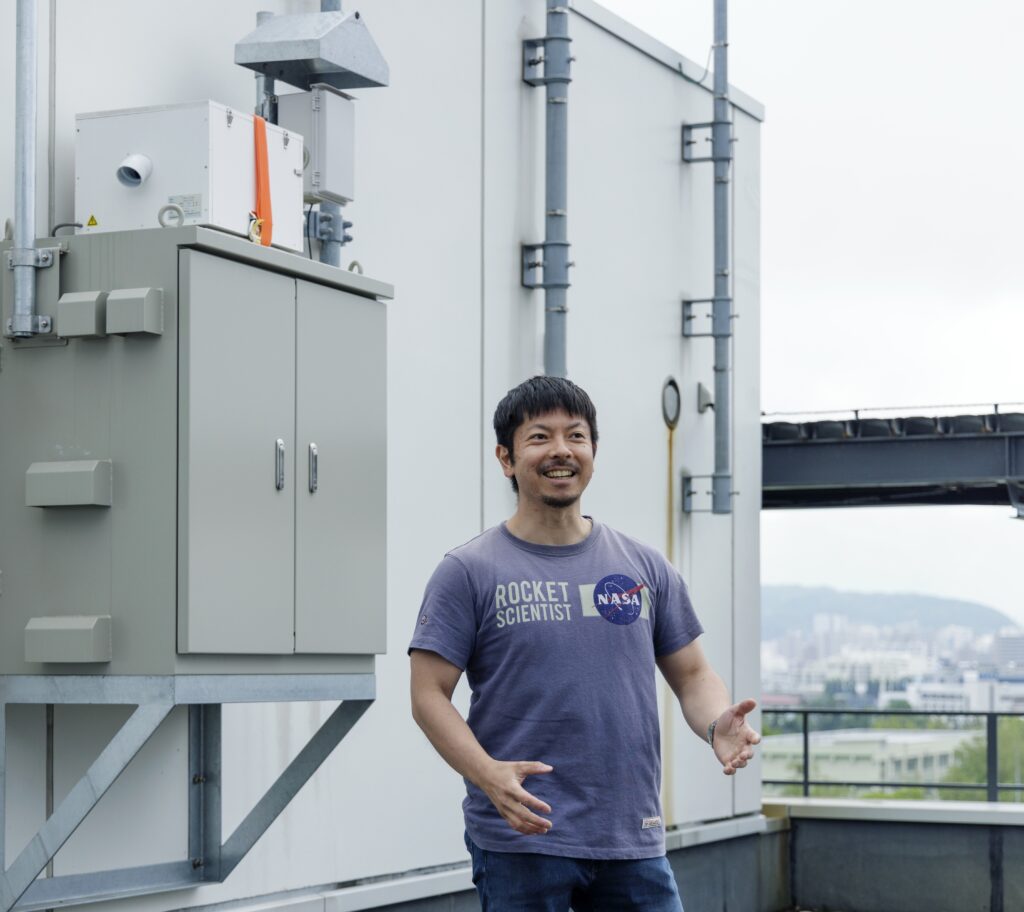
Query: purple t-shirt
409 520 703 859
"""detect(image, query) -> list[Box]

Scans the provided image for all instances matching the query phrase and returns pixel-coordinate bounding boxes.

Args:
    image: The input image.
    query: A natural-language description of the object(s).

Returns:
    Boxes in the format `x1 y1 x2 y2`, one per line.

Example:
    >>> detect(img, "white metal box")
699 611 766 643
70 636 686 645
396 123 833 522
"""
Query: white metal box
277 84 355 203
75 101 304 252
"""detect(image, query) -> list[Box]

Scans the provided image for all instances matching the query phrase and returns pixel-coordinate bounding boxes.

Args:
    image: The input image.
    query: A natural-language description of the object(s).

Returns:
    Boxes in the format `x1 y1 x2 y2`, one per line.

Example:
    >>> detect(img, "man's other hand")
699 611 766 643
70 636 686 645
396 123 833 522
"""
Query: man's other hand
479 760 554 835
713 699 761 775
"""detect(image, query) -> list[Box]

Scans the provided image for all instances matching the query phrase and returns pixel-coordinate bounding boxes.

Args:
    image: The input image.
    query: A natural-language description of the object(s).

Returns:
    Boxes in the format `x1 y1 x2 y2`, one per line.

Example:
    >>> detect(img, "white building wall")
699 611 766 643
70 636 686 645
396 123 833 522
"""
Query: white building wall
0 0 762 907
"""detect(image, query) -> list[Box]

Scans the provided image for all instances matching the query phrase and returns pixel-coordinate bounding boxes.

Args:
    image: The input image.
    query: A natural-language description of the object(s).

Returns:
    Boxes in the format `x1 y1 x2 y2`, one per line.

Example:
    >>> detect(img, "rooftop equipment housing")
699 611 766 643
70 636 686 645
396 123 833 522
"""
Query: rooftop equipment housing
234 10 389 92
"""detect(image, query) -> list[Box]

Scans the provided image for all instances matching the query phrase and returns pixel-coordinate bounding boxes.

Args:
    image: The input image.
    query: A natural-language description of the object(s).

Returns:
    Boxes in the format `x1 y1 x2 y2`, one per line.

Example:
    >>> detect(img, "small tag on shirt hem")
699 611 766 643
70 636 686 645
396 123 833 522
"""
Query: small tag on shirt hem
641 816 662 830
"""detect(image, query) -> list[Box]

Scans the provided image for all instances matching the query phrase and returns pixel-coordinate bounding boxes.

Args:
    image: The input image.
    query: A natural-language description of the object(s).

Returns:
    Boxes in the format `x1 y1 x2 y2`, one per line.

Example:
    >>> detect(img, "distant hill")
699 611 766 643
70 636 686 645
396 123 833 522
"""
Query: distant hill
762 585 1016 640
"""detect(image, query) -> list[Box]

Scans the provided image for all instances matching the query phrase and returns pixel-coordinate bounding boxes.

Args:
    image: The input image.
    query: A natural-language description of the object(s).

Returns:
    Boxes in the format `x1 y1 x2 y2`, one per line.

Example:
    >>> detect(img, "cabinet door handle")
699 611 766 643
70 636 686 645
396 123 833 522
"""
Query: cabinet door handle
308 443 319 494
275 438 286 490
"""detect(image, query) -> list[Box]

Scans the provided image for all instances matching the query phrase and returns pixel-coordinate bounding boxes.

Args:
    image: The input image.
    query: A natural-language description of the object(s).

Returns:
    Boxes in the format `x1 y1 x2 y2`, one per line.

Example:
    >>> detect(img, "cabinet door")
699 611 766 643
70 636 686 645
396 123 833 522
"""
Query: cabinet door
178 251 296 654
294 279 386 653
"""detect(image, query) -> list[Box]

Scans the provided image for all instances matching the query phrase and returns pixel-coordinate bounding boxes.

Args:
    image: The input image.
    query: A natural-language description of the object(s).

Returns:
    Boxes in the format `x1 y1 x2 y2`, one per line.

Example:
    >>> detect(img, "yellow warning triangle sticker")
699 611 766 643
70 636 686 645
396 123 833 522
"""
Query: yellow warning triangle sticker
86 215 98 227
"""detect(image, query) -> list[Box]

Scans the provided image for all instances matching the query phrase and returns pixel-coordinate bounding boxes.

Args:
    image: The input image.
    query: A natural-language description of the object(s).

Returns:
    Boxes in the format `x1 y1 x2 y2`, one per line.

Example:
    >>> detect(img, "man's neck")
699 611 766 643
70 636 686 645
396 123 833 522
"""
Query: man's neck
505 504 592 546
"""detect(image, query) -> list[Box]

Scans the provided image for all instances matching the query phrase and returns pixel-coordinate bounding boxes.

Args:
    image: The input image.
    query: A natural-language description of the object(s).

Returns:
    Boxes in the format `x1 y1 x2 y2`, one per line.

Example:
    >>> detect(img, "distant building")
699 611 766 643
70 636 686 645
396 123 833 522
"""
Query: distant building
995 629 1024 679
762 728 979 791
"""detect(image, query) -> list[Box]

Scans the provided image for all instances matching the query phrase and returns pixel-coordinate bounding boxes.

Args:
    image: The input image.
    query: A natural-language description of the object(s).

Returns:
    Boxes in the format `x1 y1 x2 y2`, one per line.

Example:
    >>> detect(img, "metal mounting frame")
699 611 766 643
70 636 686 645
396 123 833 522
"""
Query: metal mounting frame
521 241 571 290
521 31 573 87
0 675 374 912
681 298 736 338
681 473 737 514
3 246 60 338
681 121 733 164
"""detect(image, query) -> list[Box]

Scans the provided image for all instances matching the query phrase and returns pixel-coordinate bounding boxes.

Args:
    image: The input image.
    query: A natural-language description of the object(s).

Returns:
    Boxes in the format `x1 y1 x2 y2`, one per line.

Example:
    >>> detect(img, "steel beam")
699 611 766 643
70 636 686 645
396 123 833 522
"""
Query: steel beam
0 675 375 705
189 705 222 881
14 861 199 912
764 430 1024 509
0 677 374 910
0 702 173 912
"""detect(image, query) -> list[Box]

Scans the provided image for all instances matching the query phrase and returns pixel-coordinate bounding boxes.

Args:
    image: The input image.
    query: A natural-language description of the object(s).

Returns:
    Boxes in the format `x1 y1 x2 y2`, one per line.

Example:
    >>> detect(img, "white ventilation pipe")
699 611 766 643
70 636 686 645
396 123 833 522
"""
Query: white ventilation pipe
116 153 153 187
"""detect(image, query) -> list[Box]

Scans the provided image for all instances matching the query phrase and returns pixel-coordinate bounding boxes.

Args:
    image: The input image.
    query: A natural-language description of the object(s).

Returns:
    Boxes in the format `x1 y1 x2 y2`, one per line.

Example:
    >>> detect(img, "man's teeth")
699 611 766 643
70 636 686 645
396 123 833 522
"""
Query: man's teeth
545 469 573 478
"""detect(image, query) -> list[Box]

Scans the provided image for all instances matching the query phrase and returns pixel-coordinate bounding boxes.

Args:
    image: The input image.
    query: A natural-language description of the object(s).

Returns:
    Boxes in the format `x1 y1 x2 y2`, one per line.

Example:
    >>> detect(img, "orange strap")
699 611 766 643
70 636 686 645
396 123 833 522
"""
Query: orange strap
253 115 273 247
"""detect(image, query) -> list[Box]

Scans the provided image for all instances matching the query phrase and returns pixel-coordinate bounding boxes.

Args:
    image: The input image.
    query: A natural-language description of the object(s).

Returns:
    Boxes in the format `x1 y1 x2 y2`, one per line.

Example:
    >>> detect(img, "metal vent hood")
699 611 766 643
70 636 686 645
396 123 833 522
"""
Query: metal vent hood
235 10 389 91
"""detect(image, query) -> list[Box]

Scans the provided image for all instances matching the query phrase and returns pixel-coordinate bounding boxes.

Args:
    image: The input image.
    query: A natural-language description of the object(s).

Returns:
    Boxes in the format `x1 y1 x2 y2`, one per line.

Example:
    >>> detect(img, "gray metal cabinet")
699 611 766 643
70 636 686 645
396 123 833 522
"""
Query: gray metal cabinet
295 279 386 654
177 251 386 655
178 251 297 654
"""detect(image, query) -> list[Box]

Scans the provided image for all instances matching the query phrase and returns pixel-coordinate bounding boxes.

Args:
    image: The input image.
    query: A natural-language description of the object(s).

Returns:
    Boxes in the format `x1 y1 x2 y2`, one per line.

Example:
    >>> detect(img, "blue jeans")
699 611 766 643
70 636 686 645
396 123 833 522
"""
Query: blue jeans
465 834 684 912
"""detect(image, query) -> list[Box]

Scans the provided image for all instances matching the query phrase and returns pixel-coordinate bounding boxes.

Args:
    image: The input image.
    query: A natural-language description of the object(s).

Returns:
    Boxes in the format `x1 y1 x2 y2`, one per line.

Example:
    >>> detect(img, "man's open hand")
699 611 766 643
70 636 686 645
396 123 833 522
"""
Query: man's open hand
713 699 761 775
479 760 553 835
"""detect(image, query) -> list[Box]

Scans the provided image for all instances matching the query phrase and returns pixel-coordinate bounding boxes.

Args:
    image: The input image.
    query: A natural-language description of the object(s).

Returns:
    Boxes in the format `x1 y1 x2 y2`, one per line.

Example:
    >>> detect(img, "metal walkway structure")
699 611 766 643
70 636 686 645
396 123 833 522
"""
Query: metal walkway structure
762 410 1024 516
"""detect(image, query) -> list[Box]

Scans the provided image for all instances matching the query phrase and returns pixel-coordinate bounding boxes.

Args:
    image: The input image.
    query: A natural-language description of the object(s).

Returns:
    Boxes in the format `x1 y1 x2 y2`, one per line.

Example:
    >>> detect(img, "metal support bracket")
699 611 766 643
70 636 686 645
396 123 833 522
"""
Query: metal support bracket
305 209 353 246
3 246 63 339
682 472 737 514
522 34 573 86
681 121 734 163
681 298 735 337
0 675 374 912
521 242 572 290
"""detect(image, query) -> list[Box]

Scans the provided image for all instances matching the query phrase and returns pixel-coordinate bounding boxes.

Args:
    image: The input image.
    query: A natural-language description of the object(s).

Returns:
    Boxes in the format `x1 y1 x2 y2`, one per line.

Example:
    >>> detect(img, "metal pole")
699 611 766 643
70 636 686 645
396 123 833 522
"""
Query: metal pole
802 711 810 797
317 0 346 268
987 713 999 802
710 0 733 513
542 1 571 378
11 0 39 338
254 11 277 123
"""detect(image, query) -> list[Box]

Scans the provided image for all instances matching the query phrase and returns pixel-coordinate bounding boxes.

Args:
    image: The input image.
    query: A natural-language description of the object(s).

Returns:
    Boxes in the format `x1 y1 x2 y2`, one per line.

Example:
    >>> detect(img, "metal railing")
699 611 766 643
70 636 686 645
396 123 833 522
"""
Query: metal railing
762 708 1024 801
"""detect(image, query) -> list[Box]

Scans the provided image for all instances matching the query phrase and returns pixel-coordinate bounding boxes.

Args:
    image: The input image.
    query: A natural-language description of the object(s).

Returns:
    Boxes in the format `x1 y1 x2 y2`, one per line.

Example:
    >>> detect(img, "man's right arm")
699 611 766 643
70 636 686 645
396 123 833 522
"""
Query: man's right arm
409 648 554 835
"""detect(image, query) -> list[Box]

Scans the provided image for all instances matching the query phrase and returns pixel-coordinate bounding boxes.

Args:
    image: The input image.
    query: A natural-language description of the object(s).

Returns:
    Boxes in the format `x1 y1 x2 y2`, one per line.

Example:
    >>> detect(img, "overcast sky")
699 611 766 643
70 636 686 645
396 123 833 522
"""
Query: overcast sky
598 0 1024 626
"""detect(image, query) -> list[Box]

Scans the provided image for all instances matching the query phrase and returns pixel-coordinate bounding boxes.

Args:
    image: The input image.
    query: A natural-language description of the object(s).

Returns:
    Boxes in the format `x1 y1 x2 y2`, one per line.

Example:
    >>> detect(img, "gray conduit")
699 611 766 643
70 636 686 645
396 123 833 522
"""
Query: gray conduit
318 0 347 268
541 2 572 378
11 0 39 338
710 0 733 514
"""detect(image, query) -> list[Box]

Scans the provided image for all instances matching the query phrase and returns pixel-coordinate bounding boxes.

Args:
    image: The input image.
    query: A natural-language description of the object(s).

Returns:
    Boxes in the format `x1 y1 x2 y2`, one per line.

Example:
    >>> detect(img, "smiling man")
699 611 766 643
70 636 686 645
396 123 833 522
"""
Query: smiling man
409 376 759 912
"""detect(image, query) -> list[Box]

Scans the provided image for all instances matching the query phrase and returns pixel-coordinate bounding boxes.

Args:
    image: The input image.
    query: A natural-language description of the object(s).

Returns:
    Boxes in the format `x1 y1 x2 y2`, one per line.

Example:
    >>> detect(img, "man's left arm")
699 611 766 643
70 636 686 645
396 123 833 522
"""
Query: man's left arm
656 638 761 775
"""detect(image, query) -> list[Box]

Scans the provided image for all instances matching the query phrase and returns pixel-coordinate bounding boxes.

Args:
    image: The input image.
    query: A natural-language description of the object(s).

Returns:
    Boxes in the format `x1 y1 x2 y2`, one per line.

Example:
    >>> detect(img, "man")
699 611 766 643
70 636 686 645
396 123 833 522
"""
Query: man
409 376 759 911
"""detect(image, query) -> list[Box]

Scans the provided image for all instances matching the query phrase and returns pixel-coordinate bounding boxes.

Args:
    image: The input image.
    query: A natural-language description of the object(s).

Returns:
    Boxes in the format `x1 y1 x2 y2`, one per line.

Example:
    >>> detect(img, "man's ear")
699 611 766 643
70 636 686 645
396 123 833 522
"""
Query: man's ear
496 444 514 478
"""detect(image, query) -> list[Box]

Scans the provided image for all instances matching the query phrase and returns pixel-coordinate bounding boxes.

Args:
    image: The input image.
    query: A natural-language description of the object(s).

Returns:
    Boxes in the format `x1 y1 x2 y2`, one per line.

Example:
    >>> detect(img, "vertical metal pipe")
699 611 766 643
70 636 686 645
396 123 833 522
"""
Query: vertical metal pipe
710 0 733 513
801 711 810 796
318 201 343 267
316 0 345 268
12 0 39 338
542 1 571 378
254 11 277 123
987 713 999 802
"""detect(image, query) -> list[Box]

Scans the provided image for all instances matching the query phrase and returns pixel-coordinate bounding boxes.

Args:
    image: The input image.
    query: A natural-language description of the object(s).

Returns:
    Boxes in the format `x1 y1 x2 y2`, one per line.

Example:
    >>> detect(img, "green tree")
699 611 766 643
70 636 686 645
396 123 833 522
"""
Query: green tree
942 717 1024 802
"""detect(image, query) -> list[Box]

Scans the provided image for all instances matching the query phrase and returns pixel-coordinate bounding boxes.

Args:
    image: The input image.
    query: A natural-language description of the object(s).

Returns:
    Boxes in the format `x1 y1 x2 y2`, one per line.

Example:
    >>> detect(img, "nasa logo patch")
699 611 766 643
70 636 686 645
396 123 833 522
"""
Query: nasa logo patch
593 573 645 626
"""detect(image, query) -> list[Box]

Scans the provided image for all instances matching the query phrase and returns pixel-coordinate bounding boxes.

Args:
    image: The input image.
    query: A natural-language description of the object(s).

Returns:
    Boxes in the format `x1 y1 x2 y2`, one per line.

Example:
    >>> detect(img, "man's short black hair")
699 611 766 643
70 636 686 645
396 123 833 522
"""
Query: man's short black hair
493 376 598 493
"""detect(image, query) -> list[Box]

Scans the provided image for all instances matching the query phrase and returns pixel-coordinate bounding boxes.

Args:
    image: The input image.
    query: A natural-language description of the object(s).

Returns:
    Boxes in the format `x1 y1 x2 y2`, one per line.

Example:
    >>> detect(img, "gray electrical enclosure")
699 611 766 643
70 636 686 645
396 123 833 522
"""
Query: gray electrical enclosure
277 84 356 204
0 227 391 677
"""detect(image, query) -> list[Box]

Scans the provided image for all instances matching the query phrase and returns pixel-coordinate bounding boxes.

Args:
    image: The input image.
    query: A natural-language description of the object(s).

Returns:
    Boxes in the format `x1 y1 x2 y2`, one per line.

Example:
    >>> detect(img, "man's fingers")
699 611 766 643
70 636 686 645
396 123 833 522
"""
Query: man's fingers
502 796 552 833
734 698 757 715
516 786 552 815
516 761 554 778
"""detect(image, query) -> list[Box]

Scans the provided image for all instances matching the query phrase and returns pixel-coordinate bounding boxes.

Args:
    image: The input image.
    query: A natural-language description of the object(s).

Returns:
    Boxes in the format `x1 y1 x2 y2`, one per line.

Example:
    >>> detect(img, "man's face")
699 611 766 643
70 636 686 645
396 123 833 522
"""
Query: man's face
497 410 596 509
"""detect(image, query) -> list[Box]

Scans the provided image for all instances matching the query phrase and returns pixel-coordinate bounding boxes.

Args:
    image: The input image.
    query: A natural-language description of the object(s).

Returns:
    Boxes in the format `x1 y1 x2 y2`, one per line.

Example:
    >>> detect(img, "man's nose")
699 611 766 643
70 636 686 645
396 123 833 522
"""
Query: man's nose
549 435 572 457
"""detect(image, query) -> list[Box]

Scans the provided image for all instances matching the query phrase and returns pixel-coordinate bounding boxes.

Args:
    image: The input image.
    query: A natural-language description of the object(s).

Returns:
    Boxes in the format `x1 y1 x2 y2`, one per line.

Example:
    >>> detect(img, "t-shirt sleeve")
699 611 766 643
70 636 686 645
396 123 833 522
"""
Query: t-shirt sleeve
652 561 704 657
408 555 479 670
